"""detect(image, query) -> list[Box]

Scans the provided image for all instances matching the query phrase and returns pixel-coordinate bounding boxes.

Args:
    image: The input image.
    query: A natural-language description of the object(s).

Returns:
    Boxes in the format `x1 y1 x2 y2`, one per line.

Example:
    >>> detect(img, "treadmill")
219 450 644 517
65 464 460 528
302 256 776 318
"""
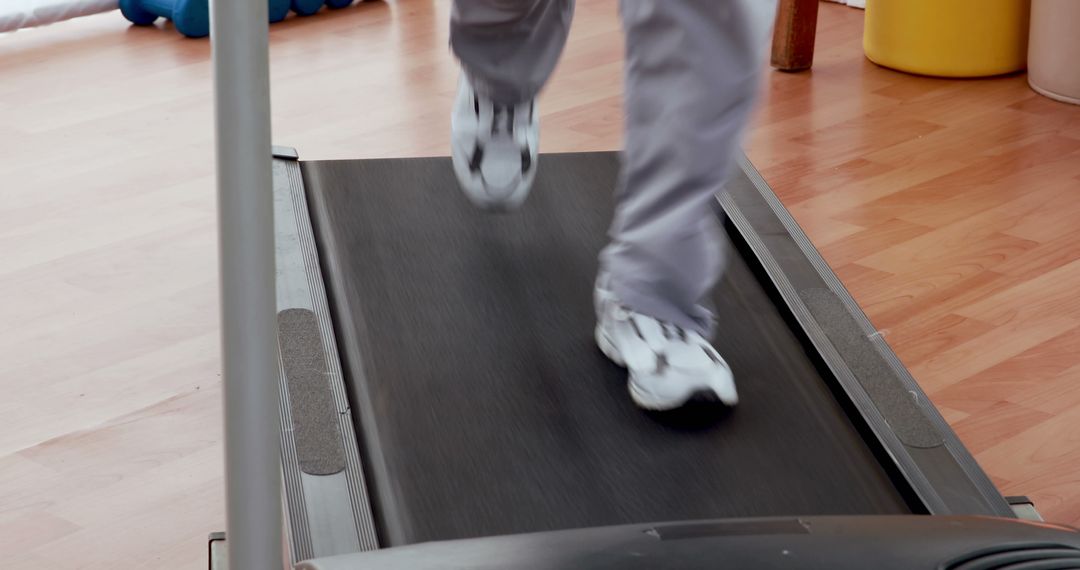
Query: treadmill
208 2 1080 568
266 149 1078 569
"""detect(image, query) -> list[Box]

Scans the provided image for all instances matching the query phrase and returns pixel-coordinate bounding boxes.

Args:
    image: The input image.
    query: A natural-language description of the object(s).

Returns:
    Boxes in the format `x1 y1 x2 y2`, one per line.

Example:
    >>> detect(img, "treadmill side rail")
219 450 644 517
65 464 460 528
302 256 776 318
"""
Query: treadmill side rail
720 156 1016 518
272 157 380 562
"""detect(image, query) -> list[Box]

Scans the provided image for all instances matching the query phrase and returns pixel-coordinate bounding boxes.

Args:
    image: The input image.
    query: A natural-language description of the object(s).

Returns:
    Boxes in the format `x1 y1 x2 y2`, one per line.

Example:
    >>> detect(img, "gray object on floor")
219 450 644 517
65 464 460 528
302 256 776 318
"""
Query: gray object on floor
211 0 281 567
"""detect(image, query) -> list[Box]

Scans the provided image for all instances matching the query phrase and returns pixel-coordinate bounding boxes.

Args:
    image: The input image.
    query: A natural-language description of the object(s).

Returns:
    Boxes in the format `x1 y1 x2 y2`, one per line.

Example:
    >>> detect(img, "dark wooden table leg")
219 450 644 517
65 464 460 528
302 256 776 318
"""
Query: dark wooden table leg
771 0 820 72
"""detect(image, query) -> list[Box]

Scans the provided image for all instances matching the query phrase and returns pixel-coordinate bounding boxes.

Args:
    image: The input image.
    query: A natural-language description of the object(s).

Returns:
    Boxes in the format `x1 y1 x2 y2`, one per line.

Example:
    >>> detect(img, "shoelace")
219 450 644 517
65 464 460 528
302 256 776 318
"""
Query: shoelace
623 309 723 367
622 309 688 343
490 104 516 136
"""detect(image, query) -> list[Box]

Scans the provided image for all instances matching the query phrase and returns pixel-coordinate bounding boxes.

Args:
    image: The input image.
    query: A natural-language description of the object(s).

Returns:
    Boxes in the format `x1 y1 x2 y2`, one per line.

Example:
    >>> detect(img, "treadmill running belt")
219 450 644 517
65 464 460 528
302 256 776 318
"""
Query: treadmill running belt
302 152 910 547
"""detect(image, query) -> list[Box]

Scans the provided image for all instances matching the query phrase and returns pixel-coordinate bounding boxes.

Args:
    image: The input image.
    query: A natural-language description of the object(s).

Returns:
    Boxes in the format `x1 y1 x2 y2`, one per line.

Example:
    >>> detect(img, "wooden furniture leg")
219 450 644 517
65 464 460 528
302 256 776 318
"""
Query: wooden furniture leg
772 0 821 72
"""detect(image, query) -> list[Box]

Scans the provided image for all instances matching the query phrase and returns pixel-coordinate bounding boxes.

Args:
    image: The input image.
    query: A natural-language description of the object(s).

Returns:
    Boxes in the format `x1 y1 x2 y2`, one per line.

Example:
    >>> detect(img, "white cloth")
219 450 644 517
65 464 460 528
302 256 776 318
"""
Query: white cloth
825 0 865 8
0 0 118 33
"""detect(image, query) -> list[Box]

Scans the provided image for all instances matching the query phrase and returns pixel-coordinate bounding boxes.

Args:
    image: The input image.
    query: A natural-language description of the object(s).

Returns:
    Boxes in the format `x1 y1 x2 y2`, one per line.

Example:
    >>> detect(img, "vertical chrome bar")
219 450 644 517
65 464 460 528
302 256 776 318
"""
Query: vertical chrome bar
210 0 282 567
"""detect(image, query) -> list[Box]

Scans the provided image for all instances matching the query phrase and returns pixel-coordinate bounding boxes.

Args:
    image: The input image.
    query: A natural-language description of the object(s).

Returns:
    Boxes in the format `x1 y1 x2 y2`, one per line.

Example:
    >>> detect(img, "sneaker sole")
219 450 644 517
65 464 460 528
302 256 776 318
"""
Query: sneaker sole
628 378 697 411
594 324 626 367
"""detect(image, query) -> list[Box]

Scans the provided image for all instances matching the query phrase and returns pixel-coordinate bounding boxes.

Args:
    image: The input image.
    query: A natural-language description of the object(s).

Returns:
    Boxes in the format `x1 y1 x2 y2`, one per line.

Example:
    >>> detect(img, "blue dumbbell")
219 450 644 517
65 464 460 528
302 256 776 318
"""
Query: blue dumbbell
120 0 291 38
291 0 322 16
292 0 355 16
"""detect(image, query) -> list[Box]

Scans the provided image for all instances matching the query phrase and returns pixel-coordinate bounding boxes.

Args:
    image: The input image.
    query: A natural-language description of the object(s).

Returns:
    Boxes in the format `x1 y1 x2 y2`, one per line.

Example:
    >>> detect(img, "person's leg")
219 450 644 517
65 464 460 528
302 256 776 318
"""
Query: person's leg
596 0 777 409
451 0 574 105
603 0 776 334
450 0 574 209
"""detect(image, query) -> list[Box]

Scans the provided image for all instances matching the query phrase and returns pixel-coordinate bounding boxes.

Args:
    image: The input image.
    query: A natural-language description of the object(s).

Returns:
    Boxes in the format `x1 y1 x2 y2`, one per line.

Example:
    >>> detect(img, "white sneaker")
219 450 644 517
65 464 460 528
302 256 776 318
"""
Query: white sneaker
451 76 539 211
594 278 738 410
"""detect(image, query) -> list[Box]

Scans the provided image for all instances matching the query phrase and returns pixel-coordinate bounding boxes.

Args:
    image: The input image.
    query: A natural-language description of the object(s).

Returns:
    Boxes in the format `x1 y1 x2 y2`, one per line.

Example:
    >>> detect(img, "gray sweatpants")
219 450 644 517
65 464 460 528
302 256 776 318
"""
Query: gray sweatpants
451 0 776 336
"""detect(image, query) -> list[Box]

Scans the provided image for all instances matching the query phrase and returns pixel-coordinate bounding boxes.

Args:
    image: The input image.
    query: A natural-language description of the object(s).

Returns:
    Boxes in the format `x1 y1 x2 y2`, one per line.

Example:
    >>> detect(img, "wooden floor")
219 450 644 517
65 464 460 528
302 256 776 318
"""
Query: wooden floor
1 1 1078 567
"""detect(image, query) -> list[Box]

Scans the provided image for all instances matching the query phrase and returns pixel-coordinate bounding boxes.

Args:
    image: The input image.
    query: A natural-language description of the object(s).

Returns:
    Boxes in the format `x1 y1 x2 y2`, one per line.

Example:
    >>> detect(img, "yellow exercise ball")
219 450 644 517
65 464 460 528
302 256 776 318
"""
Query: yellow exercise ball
864 0 1031 77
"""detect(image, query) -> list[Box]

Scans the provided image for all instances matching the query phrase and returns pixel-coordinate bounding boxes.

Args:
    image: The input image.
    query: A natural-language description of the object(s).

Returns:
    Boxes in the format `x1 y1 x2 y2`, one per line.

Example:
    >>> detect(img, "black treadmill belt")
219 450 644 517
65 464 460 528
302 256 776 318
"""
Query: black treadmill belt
302 153 909 546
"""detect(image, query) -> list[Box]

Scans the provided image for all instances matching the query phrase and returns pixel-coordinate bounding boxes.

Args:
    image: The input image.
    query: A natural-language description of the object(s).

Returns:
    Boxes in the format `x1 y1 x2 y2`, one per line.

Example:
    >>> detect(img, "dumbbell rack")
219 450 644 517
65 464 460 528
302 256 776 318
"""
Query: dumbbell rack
120 0 359 38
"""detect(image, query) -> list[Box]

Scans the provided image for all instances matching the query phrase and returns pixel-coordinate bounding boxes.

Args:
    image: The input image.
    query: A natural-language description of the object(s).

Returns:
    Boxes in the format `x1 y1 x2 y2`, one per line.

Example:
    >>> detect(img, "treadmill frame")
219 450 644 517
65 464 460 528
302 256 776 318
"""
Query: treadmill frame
270 148 1013 564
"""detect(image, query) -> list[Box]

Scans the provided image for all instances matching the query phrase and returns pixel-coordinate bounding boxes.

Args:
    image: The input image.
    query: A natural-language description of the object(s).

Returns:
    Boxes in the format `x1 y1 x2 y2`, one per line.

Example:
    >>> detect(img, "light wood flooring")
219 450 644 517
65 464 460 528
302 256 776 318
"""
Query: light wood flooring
1 1 1078 567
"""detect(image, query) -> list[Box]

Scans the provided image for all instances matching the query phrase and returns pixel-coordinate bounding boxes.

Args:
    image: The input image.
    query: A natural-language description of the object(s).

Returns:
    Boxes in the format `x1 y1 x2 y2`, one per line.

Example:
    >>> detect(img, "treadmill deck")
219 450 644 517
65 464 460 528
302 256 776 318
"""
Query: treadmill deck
300 153 910 546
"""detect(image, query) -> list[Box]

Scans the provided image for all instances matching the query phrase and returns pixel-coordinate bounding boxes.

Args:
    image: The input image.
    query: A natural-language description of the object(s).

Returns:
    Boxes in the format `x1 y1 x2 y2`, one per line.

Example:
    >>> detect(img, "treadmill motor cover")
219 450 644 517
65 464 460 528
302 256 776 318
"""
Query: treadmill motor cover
296 515 1080 570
